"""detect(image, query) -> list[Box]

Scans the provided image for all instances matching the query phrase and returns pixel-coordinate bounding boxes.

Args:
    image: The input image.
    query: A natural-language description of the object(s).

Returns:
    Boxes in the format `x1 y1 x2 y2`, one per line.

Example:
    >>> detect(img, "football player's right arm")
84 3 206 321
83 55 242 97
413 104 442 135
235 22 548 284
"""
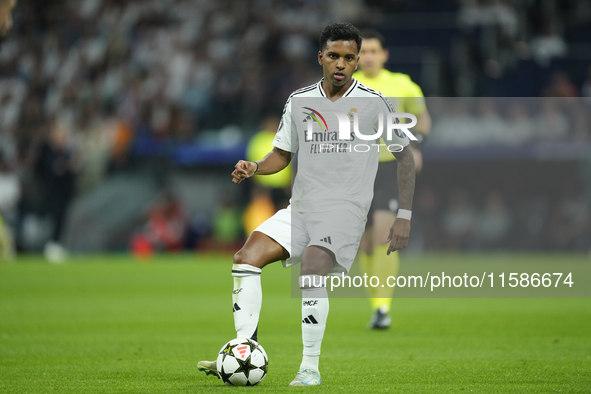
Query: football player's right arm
231 147 291 184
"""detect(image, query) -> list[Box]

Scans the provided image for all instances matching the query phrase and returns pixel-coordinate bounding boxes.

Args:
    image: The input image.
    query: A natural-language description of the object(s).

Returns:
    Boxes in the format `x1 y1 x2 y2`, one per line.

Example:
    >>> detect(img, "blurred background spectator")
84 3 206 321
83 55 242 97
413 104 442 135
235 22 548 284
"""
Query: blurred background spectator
0 153 19 260
472 191 512 250
132 189 188 256
33 120 79 262
1 0 590 258
440 188 477 251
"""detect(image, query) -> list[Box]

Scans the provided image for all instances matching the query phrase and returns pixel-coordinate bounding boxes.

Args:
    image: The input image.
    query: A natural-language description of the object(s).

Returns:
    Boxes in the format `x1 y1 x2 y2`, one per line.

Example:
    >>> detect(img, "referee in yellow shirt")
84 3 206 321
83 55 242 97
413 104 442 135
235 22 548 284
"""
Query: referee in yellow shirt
242 116 291 235
354 29 431 329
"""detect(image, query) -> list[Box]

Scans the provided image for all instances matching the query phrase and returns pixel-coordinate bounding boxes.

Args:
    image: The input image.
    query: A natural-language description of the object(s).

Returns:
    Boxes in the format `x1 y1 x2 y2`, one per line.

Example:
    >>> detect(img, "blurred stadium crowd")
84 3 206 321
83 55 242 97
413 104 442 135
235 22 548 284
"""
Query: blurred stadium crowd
429 97 591 146
0 0 590 258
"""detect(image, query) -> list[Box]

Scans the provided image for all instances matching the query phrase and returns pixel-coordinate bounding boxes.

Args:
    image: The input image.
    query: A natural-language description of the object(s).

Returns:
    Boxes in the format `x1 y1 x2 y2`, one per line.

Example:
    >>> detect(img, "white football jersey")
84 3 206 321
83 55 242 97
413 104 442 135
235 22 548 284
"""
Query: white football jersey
272 78 410 219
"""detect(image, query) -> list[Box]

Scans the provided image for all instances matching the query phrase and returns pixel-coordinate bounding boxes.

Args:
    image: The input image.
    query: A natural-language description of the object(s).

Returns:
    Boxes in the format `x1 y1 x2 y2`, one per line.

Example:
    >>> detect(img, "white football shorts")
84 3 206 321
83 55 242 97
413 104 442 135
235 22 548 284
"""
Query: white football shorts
254 204 366 274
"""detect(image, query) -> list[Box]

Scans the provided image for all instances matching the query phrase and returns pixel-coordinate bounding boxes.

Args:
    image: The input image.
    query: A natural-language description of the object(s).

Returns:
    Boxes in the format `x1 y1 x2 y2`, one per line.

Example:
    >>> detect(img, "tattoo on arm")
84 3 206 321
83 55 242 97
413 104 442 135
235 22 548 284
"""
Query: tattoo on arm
393 146 415 210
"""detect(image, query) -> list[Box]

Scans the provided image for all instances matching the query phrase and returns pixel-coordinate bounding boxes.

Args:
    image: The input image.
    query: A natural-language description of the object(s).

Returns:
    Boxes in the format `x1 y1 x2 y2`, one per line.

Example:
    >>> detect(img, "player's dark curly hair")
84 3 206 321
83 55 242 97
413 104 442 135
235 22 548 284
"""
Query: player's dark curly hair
319 22 362 53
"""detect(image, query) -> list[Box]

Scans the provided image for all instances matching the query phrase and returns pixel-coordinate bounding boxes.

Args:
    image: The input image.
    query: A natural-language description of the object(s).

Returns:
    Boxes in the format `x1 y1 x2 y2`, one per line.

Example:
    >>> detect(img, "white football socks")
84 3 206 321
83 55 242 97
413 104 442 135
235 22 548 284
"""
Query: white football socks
232 264 262 341
299 275 329 372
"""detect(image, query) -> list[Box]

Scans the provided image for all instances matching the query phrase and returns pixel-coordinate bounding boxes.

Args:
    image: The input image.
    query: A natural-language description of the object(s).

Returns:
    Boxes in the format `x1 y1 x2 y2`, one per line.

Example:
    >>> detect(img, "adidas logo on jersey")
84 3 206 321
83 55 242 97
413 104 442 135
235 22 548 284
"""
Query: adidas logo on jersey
320 236 332 245
232 303 241 312
302 315 318 324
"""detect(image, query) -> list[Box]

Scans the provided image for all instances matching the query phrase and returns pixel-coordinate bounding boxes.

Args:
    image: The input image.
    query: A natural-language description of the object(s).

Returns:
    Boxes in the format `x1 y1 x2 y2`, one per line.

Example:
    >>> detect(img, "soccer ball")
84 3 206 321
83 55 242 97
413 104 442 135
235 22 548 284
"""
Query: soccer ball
216 337 268 386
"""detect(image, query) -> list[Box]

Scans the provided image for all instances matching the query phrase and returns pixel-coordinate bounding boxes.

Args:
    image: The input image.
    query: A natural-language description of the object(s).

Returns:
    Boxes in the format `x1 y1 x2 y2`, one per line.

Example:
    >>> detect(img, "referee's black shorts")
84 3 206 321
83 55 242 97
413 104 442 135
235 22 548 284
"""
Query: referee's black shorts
367 160 399 228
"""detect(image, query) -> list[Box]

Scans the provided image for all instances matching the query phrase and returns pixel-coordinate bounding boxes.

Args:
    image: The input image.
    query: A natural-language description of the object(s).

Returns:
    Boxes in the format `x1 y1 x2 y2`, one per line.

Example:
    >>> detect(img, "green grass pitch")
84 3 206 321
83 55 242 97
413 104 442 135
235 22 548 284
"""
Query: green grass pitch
1 253 590 393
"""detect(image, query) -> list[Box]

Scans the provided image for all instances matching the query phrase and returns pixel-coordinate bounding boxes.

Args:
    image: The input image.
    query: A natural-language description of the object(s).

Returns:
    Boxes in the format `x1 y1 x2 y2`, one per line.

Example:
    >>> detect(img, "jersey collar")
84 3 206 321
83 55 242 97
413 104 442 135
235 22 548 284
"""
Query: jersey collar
317 78 358 98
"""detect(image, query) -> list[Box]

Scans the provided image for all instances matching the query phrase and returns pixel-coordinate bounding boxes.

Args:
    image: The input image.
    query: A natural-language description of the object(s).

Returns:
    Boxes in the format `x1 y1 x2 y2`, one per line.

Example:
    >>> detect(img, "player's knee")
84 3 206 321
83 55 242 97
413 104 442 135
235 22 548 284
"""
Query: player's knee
233 249 245 266
233 248 256 267
301 256 333 276
300 265 320 276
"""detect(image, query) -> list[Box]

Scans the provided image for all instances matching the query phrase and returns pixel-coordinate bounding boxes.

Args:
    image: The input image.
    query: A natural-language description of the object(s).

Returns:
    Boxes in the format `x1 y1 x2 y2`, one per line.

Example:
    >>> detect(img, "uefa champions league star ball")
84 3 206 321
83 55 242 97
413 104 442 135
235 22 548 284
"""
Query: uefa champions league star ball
216 337 269 386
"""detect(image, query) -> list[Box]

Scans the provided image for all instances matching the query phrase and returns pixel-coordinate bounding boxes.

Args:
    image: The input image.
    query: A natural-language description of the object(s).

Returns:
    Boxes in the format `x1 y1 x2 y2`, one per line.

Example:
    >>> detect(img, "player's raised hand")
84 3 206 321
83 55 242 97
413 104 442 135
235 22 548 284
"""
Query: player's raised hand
231 160 256 184
386 218 410 254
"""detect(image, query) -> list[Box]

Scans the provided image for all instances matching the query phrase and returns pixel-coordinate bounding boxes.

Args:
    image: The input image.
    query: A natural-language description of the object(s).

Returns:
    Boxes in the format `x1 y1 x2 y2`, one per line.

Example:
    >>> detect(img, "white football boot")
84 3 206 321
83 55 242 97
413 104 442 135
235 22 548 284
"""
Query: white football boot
289 368 322 386
197 360 219 379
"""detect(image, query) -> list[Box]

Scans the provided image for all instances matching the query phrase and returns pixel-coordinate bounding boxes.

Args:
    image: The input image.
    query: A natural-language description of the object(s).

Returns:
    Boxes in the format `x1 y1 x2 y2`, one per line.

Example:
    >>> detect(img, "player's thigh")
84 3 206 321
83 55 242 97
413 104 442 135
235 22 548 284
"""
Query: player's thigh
372 209 397 245
234 231 289 269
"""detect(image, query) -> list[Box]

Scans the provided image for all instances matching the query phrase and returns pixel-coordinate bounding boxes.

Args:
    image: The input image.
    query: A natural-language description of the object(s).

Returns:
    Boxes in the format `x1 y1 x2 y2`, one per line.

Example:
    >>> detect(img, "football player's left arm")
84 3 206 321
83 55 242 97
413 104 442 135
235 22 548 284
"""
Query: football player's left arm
410 109 431 173
386 145 415 254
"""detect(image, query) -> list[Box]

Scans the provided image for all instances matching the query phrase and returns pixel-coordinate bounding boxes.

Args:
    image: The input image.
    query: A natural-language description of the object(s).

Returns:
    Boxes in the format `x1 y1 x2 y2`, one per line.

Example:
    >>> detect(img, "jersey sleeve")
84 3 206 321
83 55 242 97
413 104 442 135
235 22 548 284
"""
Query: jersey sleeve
376 94 410 148
272 98 297 153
